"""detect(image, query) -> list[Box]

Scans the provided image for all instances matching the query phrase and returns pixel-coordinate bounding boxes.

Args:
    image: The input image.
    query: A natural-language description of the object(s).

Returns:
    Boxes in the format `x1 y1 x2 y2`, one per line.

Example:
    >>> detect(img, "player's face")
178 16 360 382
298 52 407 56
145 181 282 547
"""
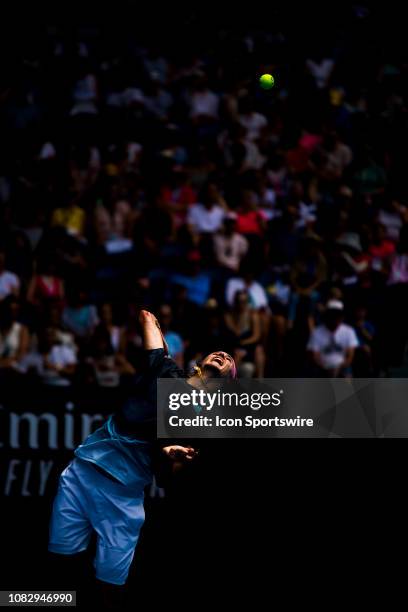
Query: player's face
202 351 234 376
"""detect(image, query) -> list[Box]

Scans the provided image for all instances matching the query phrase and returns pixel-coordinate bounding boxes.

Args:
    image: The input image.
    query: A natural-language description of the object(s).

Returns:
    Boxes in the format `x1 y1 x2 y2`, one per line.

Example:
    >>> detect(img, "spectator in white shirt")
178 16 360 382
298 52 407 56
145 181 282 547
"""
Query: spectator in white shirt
226 264 268 310
214 214 249 272
187 182 228 235
189 77 219 122
41 328 77 386
307 300 359 377
0 251 20 302
238 97 268 142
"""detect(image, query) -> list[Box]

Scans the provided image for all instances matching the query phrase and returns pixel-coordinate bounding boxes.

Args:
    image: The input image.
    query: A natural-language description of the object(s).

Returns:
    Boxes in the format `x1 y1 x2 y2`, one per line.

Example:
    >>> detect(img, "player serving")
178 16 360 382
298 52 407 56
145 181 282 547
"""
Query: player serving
48 309 236 596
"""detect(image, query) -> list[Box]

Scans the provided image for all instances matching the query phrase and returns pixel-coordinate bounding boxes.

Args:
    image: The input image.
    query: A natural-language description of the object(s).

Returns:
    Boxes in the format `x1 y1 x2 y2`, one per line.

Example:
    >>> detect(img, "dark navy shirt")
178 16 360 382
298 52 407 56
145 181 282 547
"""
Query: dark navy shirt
75 349 184 487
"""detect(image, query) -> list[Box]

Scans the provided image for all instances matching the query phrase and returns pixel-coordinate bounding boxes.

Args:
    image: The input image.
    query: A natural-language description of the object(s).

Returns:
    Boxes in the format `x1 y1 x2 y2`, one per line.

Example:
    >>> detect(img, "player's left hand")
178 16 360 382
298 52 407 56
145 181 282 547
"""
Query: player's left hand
162 445 197 461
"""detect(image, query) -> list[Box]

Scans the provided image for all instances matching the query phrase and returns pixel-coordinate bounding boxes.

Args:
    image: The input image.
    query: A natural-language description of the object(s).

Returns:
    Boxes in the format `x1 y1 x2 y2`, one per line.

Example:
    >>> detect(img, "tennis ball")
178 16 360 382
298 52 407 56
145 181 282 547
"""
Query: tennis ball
259 74 275 90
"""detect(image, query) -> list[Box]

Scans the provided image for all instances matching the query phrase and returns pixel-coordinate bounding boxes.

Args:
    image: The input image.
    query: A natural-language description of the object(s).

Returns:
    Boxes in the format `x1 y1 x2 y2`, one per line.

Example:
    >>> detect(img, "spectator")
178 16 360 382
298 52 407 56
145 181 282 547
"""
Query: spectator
62 289 99 339
158 304 185 368
160 170 197 229
226 262 268 309
85 327 123 387
238 97 268 142
378 200 406 243
189 77 219 122
187 182 228 235
288 233 328 329
388 225 408 285
51 198 86 238
98 303 126 355
368 222 395 274
307 300 359 377
190 299 235 360
334 233 370 287
0 16 406 381
316 132 353 182
144 80 173 121
27 260 65 307
306 51 335 90
224 290 265 377
41 327 77 386
171 251 211 307
0 250 20 302
214 214 249 273
0 297 29 373
352 305 376 375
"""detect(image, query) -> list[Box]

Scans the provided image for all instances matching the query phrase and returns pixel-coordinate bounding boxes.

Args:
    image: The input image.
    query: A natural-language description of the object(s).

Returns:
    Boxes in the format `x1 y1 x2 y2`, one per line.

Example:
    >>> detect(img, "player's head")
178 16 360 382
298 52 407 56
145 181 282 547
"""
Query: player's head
198 351 237 379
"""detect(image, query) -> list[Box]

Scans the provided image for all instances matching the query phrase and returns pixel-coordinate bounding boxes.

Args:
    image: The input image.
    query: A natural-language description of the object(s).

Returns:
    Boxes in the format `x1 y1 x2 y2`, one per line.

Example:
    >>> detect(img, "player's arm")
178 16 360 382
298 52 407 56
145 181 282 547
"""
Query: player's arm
139 309 169 353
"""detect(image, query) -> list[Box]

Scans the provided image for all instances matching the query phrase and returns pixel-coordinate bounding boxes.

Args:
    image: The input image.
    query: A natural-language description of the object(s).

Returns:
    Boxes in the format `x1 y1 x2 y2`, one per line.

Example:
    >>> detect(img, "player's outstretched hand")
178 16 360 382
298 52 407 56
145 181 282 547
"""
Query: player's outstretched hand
162 445 197 461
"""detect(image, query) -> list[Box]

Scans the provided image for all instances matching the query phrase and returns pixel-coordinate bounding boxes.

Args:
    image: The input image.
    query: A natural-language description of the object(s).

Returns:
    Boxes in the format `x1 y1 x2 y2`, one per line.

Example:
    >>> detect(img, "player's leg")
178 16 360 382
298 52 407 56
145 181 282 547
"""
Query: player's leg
48 460 94 602
48 460 93 556
66 456 146 587
92 482 146 587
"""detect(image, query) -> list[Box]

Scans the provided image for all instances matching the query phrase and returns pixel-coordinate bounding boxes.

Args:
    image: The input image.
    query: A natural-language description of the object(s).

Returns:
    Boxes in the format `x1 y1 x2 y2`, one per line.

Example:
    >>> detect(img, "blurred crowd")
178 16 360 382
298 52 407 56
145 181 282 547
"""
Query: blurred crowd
1 11 408 386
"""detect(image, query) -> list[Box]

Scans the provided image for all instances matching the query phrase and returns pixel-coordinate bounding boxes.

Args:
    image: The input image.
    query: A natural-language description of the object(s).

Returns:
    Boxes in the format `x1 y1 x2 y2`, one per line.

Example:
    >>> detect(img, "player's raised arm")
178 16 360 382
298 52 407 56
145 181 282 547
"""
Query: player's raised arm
139 309 169 353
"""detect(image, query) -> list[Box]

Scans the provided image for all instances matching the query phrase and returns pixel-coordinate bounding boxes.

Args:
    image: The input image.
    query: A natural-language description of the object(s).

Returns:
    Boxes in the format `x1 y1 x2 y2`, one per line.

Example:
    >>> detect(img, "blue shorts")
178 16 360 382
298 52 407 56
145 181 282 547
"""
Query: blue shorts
49 458 146 585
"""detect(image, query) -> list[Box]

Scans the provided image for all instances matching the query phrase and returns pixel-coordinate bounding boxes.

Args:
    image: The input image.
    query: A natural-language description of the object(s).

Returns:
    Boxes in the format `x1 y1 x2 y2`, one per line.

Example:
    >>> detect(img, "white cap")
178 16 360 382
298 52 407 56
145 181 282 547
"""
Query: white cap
326 299 344 311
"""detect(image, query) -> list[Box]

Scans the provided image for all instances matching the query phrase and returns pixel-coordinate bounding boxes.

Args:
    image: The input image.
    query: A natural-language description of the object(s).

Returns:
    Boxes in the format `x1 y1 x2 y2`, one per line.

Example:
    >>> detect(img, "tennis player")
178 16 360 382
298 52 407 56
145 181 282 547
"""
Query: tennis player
48 309 236 596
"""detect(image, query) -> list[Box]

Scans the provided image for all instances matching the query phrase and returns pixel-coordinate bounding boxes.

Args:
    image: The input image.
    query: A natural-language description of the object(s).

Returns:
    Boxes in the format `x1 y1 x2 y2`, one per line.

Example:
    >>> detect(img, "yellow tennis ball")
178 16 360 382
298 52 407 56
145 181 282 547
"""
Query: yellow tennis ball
259 73 275 90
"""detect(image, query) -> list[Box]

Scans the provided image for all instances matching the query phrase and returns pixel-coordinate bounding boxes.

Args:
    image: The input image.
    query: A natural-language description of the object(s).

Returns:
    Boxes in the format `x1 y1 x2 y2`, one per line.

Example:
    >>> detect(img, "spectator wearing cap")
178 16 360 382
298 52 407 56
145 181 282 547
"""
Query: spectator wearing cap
307 299 359 377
